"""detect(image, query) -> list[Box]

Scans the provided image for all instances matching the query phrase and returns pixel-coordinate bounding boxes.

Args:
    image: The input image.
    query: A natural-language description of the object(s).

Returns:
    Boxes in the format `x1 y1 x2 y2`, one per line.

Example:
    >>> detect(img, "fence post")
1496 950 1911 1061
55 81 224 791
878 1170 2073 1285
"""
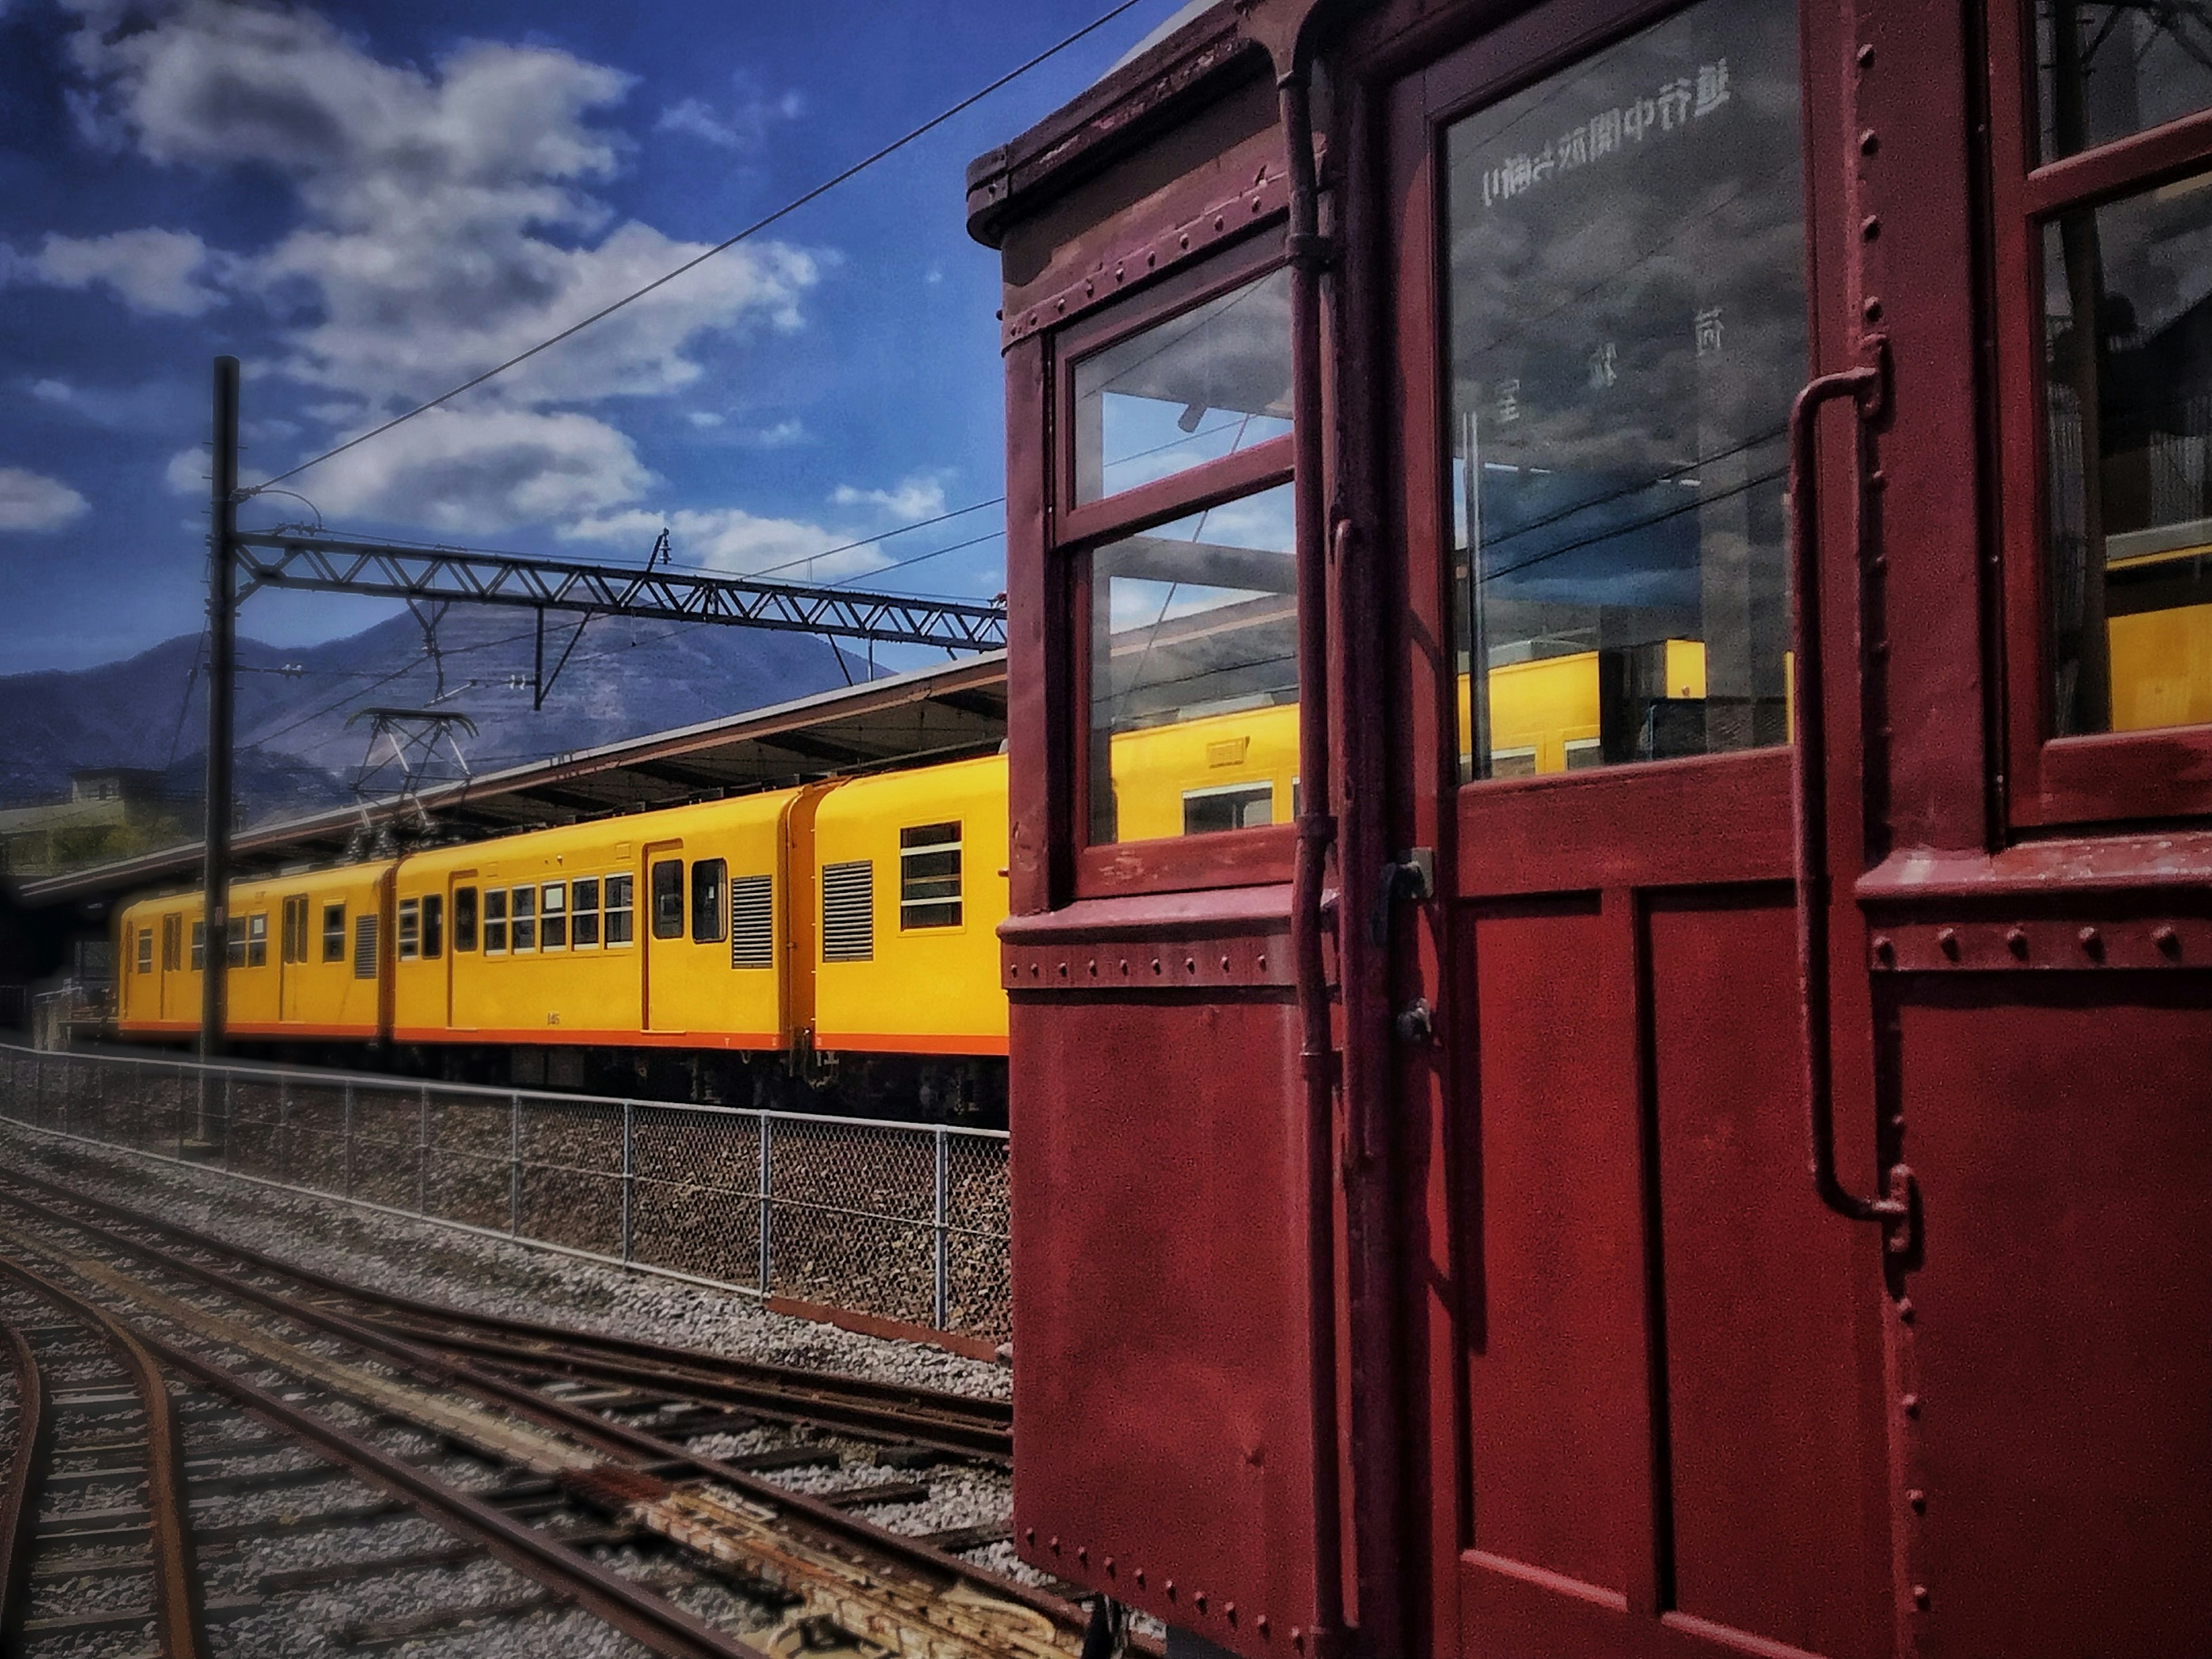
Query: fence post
620 1101 634 1266
342 1081 355 1198
509 1093 522 1236
757 1112 772 1296
933 1127 950 1332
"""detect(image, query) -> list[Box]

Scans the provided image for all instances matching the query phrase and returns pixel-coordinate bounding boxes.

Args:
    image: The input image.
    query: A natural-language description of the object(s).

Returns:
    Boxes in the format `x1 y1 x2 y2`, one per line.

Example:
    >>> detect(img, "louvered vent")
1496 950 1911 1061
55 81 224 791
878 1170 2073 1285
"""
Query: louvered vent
353 914 379 979
729 875 774 969
820 861 874 963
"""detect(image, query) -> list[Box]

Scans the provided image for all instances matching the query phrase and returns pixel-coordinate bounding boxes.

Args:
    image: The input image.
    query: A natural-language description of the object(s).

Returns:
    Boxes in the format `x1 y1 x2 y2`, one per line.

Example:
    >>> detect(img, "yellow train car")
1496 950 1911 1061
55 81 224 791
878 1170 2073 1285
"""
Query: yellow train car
395 786 827 1051
812 755 1009 1057
1107 703 1300 840
113 862 393 1042
2109 601 2212 732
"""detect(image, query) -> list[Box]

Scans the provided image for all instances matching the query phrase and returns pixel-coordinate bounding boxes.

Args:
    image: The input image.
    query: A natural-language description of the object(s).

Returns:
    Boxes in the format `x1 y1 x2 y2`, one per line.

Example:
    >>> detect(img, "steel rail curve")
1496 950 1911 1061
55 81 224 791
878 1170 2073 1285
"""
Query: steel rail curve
0 1164 1010 1457
0 1310 49 1653
0 1253 210 1659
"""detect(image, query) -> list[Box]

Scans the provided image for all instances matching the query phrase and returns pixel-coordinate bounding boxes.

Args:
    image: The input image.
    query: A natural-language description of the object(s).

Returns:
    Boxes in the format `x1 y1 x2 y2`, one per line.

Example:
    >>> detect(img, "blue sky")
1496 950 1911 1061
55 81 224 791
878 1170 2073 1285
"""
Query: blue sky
0 0 1190 672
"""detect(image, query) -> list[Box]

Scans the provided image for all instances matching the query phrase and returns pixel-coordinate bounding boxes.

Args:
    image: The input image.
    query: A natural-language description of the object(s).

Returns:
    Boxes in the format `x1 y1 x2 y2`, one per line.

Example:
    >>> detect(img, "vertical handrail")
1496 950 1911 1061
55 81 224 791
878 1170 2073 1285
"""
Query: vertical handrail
932 1127 950 1331
757 1112 773 1296
620 1101 634 1266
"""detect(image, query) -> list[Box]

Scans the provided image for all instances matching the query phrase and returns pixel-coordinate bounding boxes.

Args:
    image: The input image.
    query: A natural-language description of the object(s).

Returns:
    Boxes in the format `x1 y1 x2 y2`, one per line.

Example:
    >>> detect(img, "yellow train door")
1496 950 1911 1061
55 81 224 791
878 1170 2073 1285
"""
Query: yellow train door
278 895 308 1023
447 871 476 1033
643 841 685 1035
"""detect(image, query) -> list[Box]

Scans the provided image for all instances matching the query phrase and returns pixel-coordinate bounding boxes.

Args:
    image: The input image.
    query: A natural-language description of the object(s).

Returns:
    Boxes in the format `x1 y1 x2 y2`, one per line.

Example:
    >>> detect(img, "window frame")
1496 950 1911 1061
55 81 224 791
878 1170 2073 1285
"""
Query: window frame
483 887 509 955
135 927 153 975
605 873 635 946
510 884 536 953
1988 1 2212 825
650 859 685 940
422 893 444 960
321 902 347 963
453 885 479 953
897 823 965 931
190 920 205 971
1050 233 1302 899
397 897 421 961
540 881 567 951
570 877 601 950
690 858 727 944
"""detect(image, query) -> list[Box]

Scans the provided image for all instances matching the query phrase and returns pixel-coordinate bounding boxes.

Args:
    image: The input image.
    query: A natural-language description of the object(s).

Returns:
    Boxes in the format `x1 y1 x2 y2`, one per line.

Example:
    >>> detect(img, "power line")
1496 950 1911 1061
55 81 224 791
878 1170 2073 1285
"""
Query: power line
246 0 1151 498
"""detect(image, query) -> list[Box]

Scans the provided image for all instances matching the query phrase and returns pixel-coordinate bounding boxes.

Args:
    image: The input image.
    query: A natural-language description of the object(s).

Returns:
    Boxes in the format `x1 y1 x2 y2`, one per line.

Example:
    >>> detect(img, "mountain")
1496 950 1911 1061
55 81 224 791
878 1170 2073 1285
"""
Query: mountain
0 607 860 829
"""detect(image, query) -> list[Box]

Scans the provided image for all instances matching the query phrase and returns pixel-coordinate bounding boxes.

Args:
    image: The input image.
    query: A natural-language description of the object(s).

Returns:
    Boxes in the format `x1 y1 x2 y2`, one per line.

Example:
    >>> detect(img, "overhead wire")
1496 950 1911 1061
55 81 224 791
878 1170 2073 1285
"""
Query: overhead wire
244 0 1153 498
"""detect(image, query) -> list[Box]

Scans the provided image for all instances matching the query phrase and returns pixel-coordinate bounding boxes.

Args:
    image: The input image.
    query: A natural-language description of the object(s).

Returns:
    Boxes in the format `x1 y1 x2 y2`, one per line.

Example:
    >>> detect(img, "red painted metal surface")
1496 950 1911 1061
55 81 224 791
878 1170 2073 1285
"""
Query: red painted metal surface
974 0 2212 1656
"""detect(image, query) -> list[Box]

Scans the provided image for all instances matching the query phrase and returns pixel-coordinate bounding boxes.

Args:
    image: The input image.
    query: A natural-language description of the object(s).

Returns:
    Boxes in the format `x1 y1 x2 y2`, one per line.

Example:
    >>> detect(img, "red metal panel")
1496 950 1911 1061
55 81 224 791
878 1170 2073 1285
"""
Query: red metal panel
1009 986 1317 1657
1896 979 2212 1659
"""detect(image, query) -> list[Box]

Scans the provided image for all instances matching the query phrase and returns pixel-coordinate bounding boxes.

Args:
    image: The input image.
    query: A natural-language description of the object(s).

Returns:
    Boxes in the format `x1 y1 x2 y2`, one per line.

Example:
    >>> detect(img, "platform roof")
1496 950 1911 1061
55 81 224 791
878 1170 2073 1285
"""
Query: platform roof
16 652 1008 911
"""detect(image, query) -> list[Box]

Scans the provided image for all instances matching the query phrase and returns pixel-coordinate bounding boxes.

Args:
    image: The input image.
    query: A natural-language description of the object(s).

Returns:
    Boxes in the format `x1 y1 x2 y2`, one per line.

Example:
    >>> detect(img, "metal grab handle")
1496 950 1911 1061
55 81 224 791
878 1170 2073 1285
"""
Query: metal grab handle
1787 342 1908 1229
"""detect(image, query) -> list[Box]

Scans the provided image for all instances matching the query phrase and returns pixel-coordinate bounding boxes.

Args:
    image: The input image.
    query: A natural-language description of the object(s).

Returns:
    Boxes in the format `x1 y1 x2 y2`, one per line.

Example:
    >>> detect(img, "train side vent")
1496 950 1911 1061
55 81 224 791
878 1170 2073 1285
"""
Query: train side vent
353 914 379 980
730 875 774 969
820 861 874 963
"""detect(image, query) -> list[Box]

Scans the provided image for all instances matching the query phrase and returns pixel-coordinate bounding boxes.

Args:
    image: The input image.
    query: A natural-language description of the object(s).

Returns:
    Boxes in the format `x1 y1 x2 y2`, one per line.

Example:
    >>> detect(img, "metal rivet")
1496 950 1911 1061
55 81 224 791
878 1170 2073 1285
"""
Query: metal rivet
1136 1567 1146 1586
1185 957 1196 974
1897 1296 1914 1322
1196 1592 1209 1613
1058 962 1069 978
1257 1615 1270 1637
1293 1629 1306 1653
1120 960 1130 976
1863 297 1884 321
1859 128 1880 155
1114 265 1124 281
1078 1546 1089 1565
2154 924 2180 956
1937 927 1960 959
1226 1604 1237 1626
1088 960 1098 976
1901 1393 1922 1418
1861 215 1881 241
1221 956 1232 971
1152 958 1163 975
1085 279 1094 297
1180 234 1190 251
1857 43 1876 69
1056 298 1066 312
1907 1488 1926 1513
1166 1581 1177 1600
2006 928 2028 958
1105 1556 1116 1576
1872 934 1894 964
1912 1585 1931 1611
1251 195 1263 213
1256 953 1267 971
1025 1527 1036 1544
2078 926 2101 956
1146 251 1156 267
1215 215 1226 232
1050 1535 1061 1553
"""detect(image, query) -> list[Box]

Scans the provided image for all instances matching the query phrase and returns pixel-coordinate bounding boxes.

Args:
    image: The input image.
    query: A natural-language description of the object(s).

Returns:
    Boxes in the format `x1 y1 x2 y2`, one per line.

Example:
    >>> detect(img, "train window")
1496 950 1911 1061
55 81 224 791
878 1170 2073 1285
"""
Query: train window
321 903 346 962
2037 3 2212 163
161 915 180 972
190 921 205 971
2041 182 2212 736
453 887 478 952
484 888 509 953
135 928 152 974
510 885 536 952
899 824 962 929
690 859 727 943
422 894 443 960
821 860 874 961
1072 267 1293 505
397 899 421 961
1441 0 1802 782
1180 783 1273 835
730 874 773 968
246 912 267 968
1088 482 1298 843
353 914 378 979
571 878 600 948
540 882 567 950
605 874 635 945
652 859 684 940
226 917 247 969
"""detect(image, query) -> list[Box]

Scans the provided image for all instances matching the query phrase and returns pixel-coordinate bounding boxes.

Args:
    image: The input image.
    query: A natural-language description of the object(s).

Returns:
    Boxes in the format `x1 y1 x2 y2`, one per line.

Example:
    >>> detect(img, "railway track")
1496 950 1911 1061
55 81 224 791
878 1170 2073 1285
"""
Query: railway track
0 1167 1105 1659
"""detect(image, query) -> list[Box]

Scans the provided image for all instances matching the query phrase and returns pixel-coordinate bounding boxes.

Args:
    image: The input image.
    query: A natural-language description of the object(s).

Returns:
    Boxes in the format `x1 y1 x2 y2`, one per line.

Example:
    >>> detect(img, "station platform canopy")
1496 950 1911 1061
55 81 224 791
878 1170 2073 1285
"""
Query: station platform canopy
16 652 1007 911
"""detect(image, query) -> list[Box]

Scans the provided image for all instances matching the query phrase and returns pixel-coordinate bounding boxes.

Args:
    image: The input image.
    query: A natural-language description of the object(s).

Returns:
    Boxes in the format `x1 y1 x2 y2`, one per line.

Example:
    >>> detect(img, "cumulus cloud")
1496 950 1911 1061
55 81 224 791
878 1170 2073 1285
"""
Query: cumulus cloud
657 79 804 151
25 226 229 314
0 468 91 531
831 475 946 520
55 0 827 529
564 505 887 581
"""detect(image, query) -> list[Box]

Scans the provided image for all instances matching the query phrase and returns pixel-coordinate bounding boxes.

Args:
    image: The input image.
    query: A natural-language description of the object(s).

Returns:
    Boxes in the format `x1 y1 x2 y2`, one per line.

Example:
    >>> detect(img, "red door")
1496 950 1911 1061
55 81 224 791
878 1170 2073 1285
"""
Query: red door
1388 2 1892 1655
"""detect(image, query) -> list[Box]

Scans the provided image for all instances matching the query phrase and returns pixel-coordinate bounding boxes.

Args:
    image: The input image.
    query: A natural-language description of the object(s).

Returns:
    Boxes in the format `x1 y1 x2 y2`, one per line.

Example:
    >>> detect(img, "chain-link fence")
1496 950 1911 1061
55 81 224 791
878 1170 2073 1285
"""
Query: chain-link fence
0 1043 1009 1343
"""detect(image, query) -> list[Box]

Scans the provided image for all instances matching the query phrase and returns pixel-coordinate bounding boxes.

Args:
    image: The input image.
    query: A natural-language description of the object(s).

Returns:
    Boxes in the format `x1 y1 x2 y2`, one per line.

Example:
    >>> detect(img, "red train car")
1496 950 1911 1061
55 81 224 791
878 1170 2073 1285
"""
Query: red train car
969 2 2212 1658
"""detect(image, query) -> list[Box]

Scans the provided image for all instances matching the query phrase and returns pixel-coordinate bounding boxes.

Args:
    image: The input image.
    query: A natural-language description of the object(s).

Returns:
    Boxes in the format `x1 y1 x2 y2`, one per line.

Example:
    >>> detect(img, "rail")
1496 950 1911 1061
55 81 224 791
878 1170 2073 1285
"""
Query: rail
0 1044 1009 1344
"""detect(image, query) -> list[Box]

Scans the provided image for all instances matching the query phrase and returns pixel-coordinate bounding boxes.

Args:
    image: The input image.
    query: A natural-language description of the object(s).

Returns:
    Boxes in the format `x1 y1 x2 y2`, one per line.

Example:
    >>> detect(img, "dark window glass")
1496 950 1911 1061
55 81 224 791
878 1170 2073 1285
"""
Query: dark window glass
605 874 634 945
422 894 444 960
453 886 478 952
136 928 153 974
322 903 346 963
227 918 247 969
246 912 267 968
1444 0 1802 781
540 882 566 950
484 887 509 953
1182 782 1275 835
897 824 963 929
162 915 180 971
1073 268 1294 503
1089 482 1298 843
2043 181 2212 736
571 877 600 947
2038 3 2212 164
397 898 421 961
190 921 205 971
510 885 536 952
652 859 684 939
691 859 727 942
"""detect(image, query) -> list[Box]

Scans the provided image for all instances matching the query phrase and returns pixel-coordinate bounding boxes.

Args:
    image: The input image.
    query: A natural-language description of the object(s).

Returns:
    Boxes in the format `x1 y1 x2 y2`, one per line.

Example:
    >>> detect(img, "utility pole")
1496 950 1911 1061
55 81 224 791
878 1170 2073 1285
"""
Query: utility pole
199 355 238 1104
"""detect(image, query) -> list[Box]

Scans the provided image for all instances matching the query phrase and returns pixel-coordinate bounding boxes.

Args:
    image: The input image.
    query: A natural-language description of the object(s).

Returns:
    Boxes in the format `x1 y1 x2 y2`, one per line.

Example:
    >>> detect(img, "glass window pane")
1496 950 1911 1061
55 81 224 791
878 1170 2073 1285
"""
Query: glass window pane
1088 482 1298 844
422 895 443 960
652 859 684 939
1443 0 1803 782
1072 269 1293 504
605 874 634 945
691 859 726 943
453 887 478 952
2038 3 2212 163
571 878 600 948
2044 177 2212 735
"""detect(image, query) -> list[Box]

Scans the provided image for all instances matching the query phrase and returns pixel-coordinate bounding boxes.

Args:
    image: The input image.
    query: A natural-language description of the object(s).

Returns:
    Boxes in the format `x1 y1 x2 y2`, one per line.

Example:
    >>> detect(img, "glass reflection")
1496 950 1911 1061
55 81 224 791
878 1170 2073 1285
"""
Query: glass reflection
1089 483 1298 844
1442 0 1804 782
1073 270 1294 505
2045 176 2212 735
2039 2 2212 163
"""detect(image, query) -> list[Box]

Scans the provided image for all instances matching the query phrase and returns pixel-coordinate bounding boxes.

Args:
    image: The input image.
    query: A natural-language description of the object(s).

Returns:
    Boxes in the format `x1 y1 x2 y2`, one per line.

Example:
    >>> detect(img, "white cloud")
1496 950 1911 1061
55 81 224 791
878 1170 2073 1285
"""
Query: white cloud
564 505 886 581
164 446 206 494
0 468 91 531
831 474 946 520
751 419 806 448
31 379 72 403
685 410 725 429
657 78 802 151
302 407 652 534
28 226 228 315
